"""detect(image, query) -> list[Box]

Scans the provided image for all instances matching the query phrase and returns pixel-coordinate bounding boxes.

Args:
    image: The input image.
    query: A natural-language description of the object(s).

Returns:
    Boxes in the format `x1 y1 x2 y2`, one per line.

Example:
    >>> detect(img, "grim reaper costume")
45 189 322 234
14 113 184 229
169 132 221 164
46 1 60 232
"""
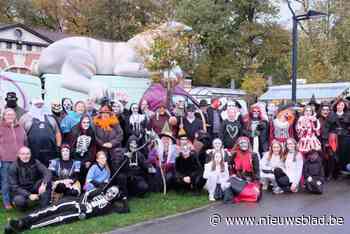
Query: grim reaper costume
4 186 127 233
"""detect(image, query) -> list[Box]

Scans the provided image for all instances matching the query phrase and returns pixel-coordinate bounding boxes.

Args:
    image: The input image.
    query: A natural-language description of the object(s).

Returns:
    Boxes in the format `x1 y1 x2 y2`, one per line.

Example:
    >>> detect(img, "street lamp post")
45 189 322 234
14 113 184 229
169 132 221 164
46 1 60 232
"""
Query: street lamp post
290 10 327 105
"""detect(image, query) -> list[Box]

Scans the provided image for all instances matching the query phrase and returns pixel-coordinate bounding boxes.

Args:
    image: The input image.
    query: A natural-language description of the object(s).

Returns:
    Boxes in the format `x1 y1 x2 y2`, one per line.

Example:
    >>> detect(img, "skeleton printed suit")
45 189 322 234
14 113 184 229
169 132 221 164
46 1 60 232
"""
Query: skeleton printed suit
4 186 122 233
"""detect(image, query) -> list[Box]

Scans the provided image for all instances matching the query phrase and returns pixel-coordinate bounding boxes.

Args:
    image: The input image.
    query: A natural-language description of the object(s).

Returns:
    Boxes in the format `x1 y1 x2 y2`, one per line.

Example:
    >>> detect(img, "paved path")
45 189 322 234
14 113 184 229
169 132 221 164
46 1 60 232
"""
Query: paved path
110 180 350 234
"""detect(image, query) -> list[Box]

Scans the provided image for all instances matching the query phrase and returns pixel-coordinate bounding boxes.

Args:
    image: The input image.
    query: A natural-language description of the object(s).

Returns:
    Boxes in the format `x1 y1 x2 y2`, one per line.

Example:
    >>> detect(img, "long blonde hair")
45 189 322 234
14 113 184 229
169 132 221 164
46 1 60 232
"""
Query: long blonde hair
96 151 110 172
210 152 225 173
283 138 298 162
268 140 284 161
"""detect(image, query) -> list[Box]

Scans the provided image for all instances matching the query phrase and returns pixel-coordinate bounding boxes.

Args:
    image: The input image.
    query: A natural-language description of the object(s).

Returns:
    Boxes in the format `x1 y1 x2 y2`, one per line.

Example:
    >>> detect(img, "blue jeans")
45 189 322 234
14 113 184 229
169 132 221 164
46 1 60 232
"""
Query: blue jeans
0 161 12 206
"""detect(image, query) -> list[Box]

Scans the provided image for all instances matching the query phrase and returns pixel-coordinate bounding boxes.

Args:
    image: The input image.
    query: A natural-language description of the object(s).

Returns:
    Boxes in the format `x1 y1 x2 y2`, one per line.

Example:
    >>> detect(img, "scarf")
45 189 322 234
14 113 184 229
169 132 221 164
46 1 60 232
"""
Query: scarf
94 115 119 132
234 150 253 173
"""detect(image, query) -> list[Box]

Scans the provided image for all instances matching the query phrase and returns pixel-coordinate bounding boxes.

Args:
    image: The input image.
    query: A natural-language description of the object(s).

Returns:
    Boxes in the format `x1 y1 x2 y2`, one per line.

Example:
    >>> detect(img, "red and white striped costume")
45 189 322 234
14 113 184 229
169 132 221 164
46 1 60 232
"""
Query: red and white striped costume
296 116 321 153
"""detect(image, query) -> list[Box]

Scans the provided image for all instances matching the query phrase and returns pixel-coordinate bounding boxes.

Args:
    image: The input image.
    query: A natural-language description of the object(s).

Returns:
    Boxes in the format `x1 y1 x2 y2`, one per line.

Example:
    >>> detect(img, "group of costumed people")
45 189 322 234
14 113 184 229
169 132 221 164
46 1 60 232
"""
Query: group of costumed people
1 90 350 233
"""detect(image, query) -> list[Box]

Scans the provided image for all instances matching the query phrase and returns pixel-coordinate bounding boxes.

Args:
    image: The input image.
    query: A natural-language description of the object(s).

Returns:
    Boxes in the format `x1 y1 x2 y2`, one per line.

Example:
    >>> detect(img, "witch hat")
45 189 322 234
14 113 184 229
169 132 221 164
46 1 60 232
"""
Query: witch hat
159 122 176 143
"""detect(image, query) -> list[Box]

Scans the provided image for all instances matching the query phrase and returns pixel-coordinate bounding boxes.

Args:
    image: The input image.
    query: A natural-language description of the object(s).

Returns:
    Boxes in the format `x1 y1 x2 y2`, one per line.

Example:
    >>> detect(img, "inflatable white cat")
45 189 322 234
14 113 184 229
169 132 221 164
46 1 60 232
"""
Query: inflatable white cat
34 21 192 98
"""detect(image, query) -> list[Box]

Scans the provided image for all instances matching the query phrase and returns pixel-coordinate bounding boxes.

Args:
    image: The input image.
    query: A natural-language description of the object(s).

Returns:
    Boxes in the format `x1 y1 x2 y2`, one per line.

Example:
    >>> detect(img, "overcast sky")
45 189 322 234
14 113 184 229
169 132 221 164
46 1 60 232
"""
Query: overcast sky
277 0 302 29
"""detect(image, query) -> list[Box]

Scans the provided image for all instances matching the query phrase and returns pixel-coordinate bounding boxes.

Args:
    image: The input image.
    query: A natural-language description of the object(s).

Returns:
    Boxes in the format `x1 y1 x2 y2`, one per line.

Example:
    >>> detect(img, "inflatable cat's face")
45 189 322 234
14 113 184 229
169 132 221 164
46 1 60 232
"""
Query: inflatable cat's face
158 21 192 35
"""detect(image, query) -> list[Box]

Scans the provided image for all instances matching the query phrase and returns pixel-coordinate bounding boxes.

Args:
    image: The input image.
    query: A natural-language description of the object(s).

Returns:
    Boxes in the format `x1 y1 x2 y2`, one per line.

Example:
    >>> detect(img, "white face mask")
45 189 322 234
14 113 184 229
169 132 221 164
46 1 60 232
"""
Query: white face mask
61 148 70 161
213 139 222 151
105 186 119 201
239 141 249 151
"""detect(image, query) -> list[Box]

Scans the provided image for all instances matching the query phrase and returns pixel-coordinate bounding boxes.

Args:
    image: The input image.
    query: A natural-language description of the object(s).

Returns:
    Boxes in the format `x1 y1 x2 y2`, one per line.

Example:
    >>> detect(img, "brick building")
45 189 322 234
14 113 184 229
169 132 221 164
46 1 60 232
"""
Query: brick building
0 23 68 74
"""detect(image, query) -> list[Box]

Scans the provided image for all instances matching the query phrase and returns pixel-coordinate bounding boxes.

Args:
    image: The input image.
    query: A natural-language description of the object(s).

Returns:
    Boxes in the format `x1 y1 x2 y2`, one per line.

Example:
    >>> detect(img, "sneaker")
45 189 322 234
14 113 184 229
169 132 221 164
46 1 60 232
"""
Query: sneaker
262 183 268 191
273 187 284 194
209 194 216 201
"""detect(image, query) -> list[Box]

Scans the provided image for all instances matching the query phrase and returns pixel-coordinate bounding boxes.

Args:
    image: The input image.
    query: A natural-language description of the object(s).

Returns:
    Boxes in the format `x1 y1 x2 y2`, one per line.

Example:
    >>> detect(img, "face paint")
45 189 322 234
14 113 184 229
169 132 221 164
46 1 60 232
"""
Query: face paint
63 99 73 112
129 140 138 152
239 140 249 151
131 105 139 114
105 186 119 201
213 139 222 151
61 148 70 161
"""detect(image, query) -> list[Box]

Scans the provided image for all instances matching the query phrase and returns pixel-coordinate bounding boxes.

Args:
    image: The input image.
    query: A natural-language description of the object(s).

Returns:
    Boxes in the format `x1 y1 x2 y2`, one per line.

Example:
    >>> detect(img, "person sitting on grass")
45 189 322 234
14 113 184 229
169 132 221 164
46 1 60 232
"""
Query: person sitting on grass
175 133 206 194
84 151 110 191
4 185 128 234
113 135 156 198
48 144 81 202
8 146 52 211
203 138 230 201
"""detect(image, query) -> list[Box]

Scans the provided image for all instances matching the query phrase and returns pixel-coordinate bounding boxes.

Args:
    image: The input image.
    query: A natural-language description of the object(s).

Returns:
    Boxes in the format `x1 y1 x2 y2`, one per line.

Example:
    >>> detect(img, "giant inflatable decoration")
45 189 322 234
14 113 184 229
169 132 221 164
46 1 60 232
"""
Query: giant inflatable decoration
34 21 192 98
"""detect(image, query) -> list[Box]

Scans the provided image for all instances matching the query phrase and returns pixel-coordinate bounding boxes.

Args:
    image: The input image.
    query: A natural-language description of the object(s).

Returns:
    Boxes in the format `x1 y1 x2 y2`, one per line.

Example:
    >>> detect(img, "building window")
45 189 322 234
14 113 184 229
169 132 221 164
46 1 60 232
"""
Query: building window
26 45 32 51
16 44 23 50
6 42 12 49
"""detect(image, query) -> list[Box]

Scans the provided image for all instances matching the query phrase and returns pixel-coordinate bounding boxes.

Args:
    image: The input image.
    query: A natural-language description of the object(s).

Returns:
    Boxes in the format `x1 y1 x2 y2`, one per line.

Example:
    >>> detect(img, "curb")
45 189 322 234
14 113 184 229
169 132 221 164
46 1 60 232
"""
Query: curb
106 202 220 234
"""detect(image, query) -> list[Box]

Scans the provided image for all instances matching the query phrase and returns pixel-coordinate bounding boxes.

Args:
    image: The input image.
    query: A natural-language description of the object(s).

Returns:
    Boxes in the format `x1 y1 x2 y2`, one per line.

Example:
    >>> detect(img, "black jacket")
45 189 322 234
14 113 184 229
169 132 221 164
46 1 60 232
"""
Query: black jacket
8 158 52 197
175 151 203 182
303 156 325 182
207 107 222 135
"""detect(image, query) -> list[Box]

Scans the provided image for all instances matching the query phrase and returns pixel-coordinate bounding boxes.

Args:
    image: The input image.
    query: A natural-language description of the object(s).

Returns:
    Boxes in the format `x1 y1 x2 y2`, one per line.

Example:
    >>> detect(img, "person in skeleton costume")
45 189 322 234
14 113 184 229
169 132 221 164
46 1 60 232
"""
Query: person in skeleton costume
296 105 321 153
269 106 295 144
203 138 230 201
175 133 206 193
220 104 246 150
84 151 110 191
68 115 96 183
4 185 127 234
113 135 155 197
48 145 81 200
148 123 178 192
128 103 147 142
246 104 269 157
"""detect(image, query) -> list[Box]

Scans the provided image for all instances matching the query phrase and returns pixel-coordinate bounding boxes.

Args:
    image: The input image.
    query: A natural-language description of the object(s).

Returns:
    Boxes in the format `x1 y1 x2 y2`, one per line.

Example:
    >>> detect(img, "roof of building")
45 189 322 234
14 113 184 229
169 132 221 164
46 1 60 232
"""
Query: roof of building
0 23 69 43
259 82 350 101
189 86 246 96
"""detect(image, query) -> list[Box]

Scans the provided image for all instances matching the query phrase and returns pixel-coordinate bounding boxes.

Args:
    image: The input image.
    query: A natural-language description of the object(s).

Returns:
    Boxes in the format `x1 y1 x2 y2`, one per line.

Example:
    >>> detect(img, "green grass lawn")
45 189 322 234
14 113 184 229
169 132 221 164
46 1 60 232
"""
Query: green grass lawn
0 192 209 234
